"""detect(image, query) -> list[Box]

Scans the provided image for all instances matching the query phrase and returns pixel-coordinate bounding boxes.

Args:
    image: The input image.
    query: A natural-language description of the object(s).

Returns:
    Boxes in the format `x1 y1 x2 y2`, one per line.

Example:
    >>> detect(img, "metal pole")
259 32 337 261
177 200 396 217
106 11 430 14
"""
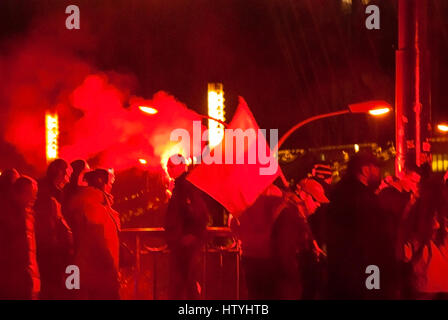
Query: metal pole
396 0 413 177
219 250 223 299
396 0 431 175
135 234 141 299
414 0 431 167
236 244 240 300
414 14 422 167
153 251 157 300
202 245 207 300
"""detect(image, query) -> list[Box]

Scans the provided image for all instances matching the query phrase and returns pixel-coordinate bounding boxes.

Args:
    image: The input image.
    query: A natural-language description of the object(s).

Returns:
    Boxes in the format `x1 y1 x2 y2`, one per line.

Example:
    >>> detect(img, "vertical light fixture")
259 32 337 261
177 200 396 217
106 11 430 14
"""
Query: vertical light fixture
207 83 225 148
46 112 59 163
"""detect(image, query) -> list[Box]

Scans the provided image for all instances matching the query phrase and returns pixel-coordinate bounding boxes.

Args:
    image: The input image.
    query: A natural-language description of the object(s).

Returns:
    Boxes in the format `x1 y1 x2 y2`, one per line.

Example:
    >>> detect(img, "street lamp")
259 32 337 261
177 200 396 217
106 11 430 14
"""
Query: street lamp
138 158 148 165
276 100 392 149
437 123 448 133
138 104 229 172
138 106 158 115
138 104 227 127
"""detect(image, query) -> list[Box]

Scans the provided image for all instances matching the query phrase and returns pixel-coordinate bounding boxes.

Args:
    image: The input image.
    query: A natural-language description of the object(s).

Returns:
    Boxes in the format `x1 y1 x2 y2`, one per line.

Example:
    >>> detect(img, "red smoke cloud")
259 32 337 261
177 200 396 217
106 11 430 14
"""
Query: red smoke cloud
0 39 92 172
61 74 203 171
0 12 205 174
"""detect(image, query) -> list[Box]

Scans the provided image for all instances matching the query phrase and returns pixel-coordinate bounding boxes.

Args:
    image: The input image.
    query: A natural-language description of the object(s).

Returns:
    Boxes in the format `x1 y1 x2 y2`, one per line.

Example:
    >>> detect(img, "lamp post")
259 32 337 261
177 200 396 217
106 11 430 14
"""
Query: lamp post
396 0 431 177
274 100 391 187
437 123 448 133
276 100 392 150
138 106 158 115
138 105 228 127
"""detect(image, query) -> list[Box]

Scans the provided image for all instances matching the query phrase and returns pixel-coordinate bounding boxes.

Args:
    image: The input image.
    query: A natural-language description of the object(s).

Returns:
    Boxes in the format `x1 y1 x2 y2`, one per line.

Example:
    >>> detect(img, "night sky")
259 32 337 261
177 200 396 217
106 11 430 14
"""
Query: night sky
0 0 447 173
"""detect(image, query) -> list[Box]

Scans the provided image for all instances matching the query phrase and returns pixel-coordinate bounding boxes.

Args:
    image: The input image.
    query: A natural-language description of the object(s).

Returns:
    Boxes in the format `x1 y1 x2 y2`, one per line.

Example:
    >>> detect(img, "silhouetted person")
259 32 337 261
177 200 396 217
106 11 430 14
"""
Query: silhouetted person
34 159 73 299
0 176 40 299
271 190 313 299
0 168 20 203
378 171 420 299
234 184 283 299
325 152 398 299
310 163 334 197
295 178 329 299
63 159 90 233
69 168 121 299
405 164 448 299
0 168 20 225
165 155 209 299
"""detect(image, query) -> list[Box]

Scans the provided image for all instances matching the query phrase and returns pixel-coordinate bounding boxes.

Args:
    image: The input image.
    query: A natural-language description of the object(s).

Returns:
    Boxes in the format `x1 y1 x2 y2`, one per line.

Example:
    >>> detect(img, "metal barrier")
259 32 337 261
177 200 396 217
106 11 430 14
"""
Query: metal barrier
120 227 241 300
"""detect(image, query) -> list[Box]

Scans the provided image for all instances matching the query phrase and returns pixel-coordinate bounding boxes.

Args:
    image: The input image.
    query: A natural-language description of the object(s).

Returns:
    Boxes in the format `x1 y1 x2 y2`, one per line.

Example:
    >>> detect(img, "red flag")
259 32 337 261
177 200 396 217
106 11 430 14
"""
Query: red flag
187 97 280 217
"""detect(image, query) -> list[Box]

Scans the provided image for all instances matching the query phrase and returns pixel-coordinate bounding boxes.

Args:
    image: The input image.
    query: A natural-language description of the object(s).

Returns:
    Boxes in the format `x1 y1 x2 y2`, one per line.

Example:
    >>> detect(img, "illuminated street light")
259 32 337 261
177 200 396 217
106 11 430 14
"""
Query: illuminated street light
348 100 392 115
138 106 158 115
437 123 448 133
368 108 391 116
138 102 226 127
273 100 392 187
137 96 228 173
277 100 392 149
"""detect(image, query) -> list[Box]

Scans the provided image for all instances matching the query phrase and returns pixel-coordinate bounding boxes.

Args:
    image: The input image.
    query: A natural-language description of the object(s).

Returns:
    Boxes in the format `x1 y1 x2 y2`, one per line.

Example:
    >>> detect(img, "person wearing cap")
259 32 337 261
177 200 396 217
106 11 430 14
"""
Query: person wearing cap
294 178 330 299
270 188 313 299
325 152 399 299
296 178 329 216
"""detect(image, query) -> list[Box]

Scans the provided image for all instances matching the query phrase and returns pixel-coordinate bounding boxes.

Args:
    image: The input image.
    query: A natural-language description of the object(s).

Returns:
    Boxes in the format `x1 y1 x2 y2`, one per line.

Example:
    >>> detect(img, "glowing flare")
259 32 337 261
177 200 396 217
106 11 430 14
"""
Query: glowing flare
208 83 225 148
45 112 59 163
368 108 391 116
138 158 148 165
437 124 448 133
138 106 158 115
161 144 185 173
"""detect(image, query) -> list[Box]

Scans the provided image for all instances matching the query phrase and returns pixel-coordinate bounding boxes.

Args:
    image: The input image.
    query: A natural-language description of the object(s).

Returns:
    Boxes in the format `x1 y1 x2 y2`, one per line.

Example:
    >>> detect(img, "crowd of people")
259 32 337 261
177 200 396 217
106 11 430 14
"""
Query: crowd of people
1 151 447 300
234 153 448 300
164 152 448 300
0 159 121 299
